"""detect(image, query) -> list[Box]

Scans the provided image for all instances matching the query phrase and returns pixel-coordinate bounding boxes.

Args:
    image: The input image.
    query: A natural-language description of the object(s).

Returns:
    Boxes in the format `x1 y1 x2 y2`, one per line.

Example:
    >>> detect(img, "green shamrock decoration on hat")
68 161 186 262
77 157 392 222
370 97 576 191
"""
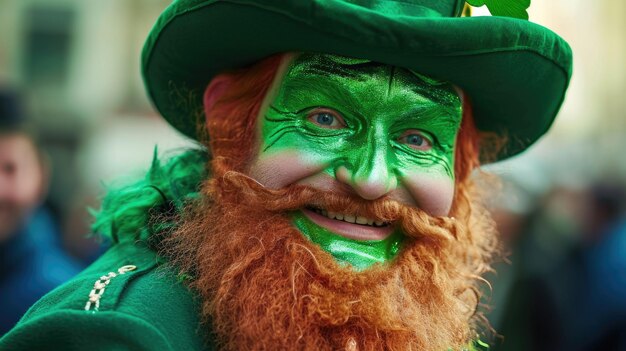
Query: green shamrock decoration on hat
466 0 531 20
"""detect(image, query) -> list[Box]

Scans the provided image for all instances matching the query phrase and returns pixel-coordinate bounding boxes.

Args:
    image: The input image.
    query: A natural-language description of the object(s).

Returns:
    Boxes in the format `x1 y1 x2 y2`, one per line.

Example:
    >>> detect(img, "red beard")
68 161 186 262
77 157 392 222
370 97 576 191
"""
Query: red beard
160 157 498 351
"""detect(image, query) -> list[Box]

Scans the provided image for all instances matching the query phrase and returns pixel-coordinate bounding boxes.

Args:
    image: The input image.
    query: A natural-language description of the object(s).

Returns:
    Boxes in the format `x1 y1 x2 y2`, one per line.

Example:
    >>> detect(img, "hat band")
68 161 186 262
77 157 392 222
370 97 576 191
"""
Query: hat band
350 0 454 18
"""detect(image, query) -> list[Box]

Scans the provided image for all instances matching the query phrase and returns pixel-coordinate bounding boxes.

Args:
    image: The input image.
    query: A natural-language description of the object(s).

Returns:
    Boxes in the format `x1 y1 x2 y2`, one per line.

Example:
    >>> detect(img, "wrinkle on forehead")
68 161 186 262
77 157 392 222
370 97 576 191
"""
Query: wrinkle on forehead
286 53 461 107
386 66 396 98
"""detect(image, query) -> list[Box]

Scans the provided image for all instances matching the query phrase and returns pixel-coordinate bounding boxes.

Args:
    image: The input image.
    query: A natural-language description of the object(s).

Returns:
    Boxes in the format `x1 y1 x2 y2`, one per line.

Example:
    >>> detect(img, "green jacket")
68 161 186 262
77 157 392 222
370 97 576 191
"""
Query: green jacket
0 240 488 351
0 242 214 350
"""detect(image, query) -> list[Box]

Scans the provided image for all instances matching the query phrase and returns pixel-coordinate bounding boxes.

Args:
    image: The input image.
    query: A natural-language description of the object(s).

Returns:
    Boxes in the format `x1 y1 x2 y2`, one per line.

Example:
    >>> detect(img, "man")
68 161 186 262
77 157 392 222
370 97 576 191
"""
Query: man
0 0 572 350
0 90 83 335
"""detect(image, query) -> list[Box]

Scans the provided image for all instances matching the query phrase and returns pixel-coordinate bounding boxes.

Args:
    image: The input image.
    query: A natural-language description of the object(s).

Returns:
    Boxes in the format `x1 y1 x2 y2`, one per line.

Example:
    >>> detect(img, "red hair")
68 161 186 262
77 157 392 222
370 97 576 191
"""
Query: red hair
203 55 284 172
455 99 481 182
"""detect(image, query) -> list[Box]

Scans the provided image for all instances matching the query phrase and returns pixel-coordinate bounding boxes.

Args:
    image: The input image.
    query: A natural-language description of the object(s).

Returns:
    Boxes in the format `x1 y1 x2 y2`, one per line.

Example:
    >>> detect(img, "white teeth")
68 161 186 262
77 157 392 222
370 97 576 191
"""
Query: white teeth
311 208 388 227
356 216 368 225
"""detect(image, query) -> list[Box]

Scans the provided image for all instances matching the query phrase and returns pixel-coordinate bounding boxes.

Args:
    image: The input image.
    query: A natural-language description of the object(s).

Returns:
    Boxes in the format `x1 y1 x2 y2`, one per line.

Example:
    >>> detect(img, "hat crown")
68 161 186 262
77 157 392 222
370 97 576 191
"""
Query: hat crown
345 0 465 18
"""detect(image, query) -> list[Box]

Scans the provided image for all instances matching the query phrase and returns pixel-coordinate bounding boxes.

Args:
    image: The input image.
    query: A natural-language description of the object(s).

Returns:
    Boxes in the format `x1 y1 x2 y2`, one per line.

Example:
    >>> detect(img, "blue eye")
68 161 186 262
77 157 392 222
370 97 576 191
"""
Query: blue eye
307 109 346 129
399 130 432 151
406 134 425 146
316 113 335 126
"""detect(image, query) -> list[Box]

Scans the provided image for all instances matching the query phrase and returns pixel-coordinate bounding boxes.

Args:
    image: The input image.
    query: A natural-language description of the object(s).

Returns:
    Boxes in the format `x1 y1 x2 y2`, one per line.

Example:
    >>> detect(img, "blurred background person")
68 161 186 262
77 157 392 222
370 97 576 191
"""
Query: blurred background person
0 89 83 335
557 182 626 350
487 172 626 350
487 176 584 351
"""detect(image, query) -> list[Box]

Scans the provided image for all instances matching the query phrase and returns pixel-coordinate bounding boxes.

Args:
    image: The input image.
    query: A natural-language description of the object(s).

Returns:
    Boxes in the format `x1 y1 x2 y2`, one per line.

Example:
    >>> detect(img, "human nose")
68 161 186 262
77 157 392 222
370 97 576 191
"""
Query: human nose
334 139 397 200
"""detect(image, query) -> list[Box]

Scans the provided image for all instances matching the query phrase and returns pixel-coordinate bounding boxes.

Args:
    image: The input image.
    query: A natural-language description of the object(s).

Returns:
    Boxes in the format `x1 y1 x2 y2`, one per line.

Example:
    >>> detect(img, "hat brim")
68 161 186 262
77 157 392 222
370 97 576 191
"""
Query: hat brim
142 0 573 161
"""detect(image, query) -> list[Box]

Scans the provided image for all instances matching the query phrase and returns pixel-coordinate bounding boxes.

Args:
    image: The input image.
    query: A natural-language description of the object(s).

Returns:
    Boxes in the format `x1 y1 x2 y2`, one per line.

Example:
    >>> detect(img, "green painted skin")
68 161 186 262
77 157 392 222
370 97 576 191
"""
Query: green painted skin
292 212 405 271
257 54 463 269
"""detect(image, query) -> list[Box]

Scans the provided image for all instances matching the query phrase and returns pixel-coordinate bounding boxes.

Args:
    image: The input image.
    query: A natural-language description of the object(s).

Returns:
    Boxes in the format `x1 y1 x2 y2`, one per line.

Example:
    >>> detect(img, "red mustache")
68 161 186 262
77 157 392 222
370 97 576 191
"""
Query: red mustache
211 170 459 242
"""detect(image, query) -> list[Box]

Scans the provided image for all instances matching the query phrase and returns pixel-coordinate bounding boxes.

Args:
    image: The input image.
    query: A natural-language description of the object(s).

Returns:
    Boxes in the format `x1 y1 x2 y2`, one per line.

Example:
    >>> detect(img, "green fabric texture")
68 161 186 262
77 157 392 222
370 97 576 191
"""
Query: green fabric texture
0 242 215 351
142 0 573 160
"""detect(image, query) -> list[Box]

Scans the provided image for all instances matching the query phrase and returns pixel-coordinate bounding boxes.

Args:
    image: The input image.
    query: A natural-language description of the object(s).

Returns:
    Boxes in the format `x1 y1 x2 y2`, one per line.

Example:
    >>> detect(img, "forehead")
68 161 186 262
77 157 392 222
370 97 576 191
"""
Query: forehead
281 53 461 110
0 134 38 160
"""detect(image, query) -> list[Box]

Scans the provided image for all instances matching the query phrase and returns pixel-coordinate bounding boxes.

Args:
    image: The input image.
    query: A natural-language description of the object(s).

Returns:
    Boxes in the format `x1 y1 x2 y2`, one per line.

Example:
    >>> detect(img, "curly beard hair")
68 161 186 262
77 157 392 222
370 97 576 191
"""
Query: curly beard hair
159 55 499 351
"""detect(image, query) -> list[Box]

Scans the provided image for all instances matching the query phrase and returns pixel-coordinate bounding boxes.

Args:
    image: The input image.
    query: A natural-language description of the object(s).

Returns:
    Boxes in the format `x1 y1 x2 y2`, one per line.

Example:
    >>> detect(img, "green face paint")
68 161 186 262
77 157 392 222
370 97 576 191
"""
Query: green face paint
250 53 463 269
291 211 405 270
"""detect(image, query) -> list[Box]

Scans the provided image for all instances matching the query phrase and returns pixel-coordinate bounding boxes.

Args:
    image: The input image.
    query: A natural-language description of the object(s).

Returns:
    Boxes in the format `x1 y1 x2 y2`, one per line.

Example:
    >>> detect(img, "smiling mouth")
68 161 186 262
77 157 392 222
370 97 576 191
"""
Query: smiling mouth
302 206 395 241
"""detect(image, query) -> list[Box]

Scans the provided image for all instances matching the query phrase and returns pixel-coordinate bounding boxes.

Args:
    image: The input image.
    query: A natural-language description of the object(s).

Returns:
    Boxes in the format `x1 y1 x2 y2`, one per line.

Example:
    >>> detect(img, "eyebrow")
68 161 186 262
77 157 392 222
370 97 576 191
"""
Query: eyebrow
282 73 364 111
398 103 461 126
284 57 461 122
284 75 460 127
289 54 381 80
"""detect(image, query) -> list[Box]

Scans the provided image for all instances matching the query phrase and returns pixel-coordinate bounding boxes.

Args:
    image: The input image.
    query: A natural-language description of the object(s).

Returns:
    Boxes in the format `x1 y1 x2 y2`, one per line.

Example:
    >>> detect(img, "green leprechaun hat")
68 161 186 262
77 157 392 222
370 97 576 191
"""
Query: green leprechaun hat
141 0 572 161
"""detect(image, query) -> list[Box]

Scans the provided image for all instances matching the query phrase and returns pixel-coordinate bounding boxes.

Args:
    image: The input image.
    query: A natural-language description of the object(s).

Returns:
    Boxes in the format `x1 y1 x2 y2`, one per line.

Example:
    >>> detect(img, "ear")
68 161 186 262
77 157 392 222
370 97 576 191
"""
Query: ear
203 75 234 125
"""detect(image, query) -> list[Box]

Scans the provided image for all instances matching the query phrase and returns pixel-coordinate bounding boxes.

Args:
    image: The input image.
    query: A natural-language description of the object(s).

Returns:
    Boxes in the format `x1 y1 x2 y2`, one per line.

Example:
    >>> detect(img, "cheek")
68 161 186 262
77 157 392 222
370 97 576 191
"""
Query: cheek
0 160 41 205
15 164 43 207
248 150 329 189
400 171 455 216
